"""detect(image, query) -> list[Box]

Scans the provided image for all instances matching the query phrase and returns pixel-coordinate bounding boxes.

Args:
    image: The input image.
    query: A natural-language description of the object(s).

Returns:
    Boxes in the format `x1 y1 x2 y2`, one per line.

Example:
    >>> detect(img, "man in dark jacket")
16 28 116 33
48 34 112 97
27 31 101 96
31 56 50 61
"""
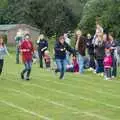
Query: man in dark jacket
54 36 75 79
37 34 48 68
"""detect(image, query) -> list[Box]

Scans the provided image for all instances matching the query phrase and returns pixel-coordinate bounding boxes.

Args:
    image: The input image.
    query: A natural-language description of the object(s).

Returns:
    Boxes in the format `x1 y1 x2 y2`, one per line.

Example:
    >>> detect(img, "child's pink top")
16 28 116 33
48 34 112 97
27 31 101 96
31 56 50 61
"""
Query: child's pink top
103 56 112 68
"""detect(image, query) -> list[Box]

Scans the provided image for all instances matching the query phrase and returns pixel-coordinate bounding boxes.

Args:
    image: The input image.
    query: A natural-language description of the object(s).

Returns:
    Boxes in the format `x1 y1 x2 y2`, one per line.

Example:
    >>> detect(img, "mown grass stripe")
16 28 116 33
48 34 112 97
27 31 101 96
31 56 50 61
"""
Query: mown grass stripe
0 100 53 120
7 72 120 94
2 87 111 120
7 79 120 110
34 78 120 98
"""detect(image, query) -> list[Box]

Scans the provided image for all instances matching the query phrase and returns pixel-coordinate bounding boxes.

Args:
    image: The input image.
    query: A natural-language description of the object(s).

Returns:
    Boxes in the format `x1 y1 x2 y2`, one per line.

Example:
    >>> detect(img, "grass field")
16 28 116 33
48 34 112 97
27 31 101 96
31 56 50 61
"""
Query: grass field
0 55 120 120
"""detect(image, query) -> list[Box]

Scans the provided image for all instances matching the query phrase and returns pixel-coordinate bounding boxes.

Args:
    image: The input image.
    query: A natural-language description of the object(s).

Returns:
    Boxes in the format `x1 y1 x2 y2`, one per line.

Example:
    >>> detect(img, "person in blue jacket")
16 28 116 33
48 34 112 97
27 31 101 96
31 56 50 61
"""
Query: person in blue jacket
54 35 75 79
37 34 48 68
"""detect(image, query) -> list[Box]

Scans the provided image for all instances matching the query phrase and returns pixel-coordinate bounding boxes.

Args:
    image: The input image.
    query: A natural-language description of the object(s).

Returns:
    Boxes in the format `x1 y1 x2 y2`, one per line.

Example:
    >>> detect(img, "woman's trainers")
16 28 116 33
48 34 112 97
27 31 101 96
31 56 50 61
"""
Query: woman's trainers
26 77 30 80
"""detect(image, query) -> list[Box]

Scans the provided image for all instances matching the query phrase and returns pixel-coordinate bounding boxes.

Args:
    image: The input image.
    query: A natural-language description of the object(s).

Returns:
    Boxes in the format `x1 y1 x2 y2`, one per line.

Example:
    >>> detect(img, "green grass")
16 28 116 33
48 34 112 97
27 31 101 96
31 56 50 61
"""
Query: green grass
0 55 120 120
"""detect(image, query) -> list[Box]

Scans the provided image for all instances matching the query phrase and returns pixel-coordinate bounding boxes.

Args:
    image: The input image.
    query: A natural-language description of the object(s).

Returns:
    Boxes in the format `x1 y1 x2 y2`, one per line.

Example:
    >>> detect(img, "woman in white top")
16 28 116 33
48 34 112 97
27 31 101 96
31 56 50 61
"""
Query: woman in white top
0 34 9 75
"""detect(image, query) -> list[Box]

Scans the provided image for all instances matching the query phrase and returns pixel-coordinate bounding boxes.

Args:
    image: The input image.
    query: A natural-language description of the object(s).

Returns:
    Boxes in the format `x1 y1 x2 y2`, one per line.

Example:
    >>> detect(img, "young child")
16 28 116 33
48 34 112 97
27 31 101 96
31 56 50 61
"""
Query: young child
103 49 112 80
0 34 9 75
44 50 51 69
72 55 79 73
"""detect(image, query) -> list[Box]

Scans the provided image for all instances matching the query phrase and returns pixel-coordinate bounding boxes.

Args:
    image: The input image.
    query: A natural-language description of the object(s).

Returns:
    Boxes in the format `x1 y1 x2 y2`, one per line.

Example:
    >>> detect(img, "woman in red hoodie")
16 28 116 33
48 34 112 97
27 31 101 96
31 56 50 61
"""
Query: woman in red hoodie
20 34 34 80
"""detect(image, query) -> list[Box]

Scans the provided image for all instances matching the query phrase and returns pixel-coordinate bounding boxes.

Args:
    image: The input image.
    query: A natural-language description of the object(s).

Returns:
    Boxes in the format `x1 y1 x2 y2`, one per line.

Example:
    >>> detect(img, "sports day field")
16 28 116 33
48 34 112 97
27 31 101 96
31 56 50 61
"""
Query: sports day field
0 56 120 120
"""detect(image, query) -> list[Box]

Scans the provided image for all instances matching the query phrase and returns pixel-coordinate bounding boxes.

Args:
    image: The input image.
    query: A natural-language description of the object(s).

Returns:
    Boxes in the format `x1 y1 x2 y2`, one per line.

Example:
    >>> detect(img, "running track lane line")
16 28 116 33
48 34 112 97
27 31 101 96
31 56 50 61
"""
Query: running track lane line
2 87 111 120
40 79 120 98
0 100 53 120
8 72 120 94
7 79 120 110
5 73 120 98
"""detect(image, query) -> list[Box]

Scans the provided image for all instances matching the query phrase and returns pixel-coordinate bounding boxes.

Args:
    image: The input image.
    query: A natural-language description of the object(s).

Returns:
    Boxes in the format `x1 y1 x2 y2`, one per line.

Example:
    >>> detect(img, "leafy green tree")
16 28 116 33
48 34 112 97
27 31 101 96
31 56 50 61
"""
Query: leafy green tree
79 0 120 39
26 0 78 37
2 0 78 37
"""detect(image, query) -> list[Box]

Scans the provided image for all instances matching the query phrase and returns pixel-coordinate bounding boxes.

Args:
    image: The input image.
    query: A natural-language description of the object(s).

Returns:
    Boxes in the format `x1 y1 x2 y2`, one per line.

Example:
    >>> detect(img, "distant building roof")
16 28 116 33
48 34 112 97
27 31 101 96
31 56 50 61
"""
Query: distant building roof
0 24 17 31
0 24 39 32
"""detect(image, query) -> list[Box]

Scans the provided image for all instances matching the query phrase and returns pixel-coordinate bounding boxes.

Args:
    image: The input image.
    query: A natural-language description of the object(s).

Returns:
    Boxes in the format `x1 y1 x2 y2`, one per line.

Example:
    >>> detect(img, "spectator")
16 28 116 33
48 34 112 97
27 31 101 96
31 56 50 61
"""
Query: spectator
37 34 48 68
44 50 51 69
64 33 71 65
72 55 79 73
94 34 105 74
103 49 112 80
86 33 95 70
75 30 86 74
104 33 117 78
15 29 23 64
0 34 9 75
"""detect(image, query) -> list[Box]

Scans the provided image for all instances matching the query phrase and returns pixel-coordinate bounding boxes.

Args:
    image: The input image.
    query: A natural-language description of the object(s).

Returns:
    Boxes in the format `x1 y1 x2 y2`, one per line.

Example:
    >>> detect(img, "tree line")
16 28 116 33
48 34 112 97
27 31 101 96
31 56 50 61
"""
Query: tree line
0 0 120 39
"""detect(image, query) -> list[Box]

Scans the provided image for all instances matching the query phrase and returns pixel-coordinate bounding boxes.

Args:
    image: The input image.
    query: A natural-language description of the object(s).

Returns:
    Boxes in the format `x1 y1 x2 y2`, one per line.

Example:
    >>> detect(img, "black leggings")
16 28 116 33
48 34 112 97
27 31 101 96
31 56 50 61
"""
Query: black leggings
0 59 4 75
38 52 44 68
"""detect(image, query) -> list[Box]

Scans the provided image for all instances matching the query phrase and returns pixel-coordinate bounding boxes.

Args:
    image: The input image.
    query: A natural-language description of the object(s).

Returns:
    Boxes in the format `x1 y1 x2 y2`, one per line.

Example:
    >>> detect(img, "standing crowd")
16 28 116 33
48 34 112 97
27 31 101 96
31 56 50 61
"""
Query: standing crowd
0 22 120 80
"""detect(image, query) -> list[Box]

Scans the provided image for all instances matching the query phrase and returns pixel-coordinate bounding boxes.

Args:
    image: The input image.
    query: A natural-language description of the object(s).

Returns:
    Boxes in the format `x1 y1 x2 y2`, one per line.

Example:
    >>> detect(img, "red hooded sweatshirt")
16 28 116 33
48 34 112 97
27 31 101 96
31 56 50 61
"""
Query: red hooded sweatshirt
20 39 34 63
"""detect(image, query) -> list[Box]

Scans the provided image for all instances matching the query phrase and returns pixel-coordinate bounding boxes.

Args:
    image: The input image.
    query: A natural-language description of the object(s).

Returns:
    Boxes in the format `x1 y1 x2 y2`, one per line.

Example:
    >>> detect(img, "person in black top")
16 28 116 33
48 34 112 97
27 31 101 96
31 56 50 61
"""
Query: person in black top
37 34 48 68
94 35 105 74
54 36 75 79
86 33 95 70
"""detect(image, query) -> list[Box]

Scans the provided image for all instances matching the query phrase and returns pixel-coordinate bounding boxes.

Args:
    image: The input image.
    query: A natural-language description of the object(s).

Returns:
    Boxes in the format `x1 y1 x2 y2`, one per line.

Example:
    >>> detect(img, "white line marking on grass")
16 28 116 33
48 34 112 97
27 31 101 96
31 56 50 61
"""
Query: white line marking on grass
75 74 120 86
7 72 120 95
2 87 111 120
7 73 120 98
8 79 120 110
38 72 120 84
24 73 120 96
0 100 52 120
8 72 120 85
42 79 120 98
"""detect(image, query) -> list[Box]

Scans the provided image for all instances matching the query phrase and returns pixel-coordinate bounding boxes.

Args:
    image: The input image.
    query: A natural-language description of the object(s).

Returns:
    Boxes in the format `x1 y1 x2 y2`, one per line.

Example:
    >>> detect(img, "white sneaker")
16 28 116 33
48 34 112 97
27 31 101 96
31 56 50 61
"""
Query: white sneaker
93 70 97 74
112 76 115 79
104 77 111 80
100 73 104 77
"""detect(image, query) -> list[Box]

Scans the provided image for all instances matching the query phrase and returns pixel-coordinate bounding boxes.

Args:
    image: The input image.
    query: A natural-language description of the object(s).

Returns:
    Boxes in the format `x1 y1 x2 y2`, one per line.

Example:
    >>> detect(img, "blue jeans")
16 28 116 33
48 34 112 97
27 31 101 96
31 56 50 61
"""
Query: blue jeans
22 60 32 78
66 52 71 65
56 59 66 79
96 59 104 73
77 53 84 73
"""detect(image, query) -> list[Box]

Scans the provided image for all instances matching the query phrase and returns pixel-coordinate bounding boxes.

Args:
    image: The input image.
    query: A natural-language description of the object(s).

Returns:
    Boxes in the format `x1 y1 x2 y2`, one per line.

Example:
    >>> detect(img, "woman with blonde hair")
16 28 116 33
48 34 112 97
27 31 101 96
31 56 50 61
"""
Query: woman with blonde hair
37 34 48 68
94 34 105 74
75 30 86 73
